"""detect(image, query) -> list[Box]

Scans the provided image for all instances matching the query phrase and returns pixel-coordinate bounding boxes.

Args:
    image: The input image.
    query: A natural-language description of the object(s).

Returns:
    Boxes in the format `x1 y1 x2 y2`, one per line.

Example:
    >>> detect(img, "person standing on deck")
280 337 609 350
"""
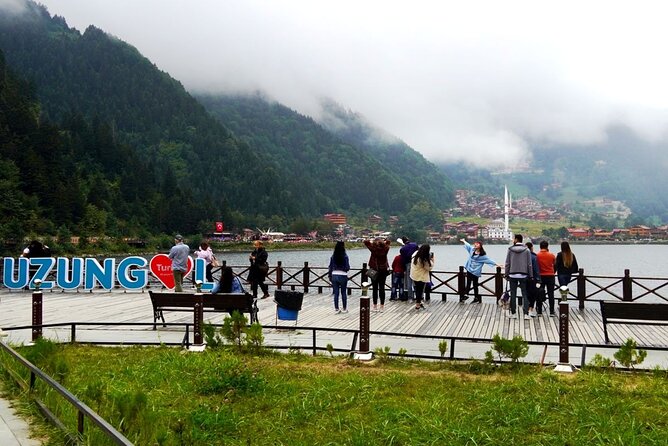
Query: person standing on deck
459 239 501 304
504 234 533 319
389 253 405 301
195 241 215 283
525 242 541 317
168 234 190 292
249 240 270 299
364 237 391 312
555 241 579 287
399 237 419 300
410 244 433 311
328 241 350 314
536 240 556 317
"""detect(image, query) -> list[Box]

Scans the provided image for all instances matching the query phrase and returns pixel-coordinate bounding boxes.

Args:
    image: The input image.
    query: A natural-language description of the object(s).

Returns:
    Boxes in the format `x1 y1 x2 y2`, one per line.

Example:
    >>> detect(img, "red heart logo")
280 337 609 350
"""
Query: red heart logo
149 254 193 289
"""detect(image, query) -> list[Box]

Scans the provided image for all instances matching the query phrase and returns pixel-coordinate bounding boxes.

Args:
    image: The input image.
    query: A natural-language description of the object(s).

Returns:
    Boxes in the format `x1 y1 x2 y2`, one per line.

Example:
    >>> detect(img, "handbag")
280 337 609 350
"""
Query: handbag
366 268 378 282
257 263 269 275
499 281 510 309
211 256 220 267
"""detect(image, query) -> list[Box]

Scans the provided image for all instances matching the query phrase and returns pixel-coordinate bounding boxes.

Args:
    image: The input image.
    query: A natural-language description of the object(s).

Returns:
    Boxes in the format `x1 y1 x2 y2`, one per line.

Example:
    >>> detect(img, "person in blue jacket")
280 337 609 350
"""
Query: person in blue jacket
211 266 245 294
460 239 501 304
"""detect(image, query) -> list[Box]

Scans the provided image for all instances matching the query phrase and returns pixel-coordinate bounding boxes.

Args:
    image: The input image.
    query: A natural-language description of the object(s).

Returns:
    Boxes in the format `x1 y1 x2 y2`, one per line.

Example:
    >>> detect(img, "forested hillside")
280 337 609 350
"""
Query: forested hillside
197 93 446 215
0 1 455 237
0 49 204 242
317 98 454 208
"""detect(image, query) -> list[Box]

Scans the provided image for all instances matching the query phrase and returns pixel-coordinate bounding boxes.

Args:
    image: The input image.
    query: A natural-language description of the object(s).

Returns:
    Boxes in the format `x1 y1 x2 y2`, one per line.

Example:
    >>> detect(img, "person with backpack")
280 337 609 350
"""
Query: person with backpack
504 234 533 319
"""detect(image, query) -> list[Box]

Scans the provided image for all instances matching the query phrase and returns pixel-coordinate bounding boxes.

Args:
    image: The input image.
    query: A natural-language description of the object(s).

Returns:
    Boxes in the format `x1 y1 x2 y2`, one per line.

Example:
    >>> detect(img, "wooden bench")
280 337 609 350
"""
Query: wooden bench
599 301 668 344
148 291 259 329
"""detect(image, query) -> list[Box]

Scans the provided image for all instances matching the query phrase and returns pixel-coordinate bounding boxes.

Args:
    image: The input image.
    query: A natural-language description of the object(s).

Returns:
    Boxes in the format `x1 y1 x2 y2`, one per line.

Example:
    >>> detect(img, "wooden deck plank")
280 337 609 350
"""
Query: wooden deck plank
2 290 667 348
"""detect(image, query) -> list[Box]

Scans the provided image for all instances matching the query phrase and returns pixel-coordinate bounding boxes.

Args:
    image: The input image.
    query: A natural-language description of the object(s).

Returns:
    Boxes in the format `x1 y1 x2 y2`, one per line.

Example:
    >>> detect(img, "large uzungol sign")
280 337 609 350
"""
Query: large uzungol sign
2 255 215 291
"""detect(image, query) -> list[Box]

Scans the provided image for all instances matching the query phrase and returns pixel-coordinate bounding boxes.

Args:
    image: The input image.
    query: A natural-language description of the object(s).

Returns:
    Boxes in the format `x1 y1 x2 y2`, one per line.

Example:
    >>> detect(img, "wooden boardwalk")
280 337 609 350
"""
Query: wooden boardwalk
0 289 667 366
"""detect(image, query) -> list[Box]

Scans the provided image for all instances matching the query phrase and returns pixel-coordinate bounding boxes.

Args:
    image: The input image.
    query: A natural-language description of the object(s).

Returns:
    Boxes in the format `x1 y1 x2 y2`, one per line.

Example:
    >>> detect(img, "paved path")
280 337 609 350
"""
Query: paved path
0 383 41 446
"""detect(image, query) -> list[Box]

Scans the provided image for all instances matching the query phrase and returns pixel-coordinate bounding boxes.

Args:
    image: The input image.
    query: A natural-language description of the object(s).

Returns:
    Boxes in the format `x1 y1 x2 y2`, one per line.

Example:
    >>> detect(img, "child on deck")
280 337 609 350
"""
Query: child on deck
390 254 405 301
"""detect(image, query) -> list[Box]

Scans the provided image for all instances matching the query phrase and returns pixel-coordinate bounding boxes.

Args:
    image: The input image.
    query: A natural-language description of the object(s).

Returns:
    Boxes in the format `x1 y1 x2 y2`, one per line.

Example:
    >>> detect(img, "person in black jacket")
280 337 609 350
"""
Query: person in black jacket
555 241 579 287
249 240 269 299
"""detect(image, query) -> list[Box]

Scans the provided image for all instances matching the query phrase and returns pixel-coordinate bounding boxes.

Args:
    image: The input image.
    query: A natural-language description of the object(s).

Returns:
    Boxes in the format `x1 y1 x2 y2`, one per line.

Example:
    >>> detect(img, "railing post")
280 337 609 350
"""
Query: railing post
458 266 466 300
78 410 85 436
622 269 632 302
577 268 586 310
312 329 317 356
554 286 577 372
71 324 76 344
193 290 204 347
495 266 503 301
362 262 368 282
276 261 283 289
359 289 370 354
32 285 43 342
303 262 310 294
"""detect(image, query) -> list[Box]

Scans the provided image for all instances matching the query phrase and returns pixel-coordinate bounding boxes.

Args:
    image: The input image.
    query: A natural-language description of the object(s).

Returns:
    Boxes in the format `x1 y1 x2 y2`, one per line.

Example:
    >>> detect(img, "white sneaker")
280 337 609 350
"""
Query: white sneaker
524 313 531 320
334 309 341 314
508 311 517 319
529 310 537 317
342 308 348 313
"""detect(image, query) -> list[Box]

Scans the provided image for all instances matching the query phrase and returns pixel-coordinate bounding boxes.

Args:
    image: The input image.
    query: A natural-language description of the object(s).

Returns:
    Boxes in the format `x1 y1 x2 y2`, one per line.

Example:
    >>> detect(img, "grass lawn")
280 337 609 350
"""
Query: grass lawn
1 343 667 445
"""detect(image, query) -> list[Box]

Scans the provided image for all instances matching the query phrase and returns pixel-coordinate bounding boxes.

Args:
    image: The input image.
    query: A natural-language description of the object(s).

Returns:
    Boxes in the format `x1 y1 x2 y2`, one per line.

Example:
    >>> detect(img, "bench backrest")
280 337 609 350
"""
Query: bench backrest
149 291 254 311
600 301 668 321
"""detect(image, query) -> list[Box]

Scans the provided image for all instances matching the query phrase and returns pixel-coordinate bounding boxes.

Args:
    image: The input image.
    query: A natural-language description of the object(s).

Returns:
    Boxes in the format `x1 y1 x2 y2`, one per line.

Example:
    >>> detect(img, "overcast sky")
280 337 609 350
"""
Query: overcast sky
10 0 668 167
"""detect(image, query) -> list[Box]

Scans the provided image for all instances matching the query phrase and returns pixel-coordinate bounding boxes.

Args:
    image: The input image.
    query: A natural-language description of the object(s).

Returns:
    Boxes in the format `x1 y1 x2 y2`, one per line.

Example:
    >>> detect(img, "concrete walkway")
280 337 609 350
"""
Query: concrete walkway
0 386 41 446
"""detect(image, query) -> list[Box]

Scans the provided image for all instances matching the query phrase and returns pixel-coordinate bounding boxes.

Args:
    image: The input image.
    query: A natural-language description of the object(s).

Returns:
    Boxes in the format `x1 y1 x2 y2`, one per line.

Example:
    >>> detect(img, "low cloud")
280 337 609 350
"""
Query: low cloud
30 0 668 168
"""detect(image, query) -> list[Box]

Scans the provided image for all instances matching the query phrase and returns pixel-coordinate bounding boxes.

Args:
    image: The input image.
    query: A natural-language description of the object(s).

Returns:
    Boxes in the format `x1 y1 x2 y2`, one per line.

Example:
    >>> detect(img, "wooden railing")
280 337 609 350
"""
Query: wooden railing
3 261 668 306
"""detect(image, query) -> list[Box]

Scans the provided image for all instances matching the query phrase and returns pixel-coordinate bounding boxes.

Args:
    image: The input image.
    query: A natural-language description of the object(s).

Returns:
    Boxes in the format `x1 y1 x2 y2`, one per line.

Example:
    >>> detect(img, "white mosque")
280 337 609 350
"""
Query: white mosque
483 186 514 241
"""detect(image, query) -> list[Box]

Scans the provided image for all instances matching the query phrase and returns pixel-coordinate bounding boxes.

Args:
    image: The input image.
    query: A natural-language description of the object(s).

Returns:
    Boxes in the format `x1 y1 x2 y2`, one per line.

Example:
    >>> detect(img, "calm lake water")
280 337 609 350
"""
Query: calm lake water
214 244 666 278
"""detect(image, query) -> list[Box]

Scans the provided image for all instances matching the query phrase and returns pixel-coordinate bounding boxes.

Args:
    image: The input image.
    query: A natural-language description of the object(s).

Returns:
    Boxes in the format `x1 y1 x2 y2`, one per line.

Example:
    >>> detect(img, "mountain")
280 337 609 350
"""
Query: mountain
197 93 453 217
439 126 668 225
0 1 454 235
316 98 454 209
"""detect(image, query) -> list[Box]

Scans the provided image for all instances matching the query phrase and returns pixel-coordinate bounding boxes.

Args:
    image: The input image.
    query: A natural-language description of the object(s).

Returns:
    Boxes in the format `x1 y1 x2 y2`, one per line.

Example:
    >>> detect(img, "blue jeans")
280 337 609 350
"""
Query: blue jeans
332 274 348 310
508 277 528 314
404 263 414 299
391 273 404 299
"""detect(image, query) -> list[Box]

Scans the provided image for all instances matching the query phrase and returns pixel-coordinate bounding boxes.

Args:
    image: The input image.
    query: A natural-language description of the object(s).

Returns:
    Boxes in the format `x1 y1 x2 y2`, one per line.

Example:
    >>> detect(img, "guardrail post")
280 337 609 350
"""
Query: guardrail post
554 286 577 373
359 292 370 354
458 266 466 300
78 410 85 436
32 286 43 342
495 266 503 301
622 269 632 302
303 262 310 293
71 324 76 344
362 262 368 282
193 290 204 347
276 261 283 289
577 268 586 310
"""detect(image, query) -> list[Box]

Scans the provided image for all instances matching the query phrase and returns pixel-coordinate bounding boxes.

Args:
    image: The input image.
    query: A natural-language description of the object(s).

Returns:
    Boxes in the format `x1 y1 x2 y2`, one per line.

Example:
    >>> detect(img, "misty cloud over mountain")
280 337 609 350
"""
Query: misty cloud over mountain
5 0 668 169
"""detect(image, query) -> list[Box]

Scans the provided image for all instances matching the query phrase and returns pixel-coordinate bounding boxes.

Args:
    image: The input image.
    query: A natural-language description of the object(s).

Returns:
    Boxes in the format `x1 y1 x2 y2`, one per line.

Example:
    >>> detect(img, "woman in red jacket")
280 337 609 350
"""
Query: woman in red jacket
364 238 391 312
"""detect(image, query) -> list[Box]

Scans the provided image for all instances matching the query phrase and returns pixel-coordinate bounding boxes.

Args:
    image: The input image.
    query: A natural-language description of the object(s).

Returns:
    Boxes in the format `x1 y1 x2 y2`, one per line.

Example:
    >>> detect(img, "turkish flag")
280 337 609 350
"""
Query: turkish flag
215 221 224 232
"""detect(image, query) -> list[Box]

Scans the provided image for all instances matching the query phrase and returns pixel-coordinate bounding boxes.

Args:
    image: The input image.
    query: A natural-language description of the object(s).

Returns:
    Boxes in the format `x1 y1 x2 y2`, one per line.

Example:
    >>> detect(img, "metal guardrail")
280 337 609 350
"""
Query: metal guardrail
0 340 133 445
3 321 667 368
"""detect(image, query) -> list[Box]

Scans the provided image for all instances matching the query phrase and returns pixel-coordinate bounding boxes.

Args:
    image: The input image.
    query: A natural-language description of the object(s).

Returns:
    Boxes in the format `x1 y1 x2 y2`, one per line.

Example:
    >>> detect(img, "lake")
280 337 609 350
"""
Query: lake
213 243 666 278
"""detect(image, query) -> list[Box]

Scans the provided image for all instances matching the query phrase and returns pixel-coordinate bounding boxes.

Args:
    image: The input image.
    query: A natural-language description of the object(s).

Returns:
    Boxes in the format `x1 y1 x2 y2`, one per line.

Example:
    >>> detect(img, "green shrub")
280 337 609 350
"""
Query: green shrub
488 334 529 363
614 338 647 369
588 354 615 368
221 311 248 349
438 340 448 358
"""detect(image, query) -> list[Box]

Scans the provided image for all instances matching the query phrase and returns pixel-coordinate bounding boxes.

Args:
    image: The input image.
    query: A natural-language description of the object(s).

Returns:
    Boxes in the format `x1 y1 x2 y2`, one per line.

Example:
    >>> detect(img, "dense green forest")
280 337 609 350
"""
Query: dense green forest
0 49 212 243
0 1 455 241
